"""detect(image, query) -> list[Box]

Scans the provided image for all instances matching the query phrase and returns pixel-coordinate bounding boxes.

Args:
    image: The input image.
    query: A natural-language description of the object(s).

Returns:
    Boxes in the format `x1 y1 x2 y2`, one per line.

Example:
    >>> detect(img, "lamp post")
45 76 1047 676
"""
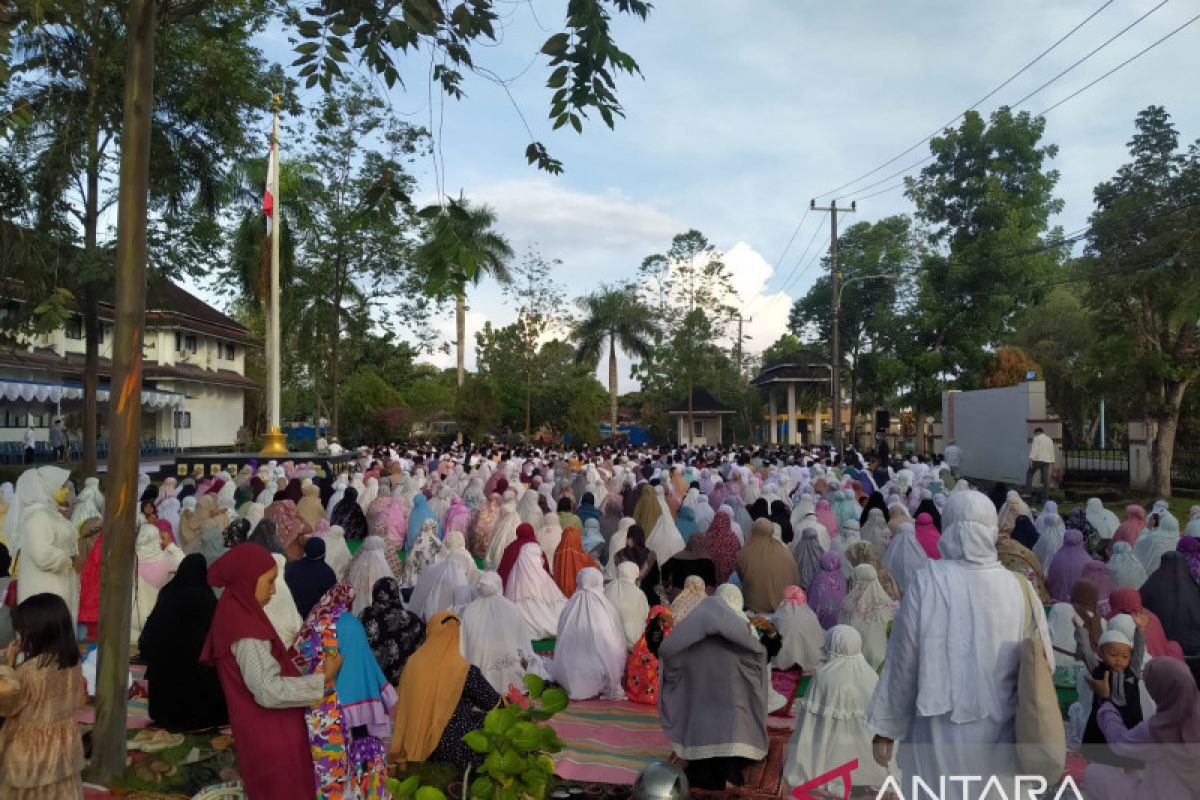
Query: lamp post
831 272 898 455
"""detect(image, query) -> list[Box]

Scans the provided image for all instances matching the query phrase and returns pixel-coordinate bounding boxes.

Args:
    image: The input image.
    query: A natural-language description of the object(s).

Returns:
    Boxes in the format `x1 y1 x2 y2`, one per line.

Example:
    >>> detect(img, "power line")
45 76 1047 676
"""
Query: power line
763 206 811 290
1008 0 1171 109
1038 10 1200 116
746 213 829 316
842 4 1192 205
813 0 1117 200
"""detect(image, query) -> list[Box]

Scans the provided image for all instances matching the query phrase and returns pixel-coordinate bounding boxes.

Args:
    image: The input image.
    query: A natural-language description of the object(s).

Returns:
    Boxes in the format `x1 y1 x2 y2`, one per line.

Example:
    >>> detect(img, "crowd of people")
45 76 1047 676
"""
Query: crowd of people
0 442 1197 798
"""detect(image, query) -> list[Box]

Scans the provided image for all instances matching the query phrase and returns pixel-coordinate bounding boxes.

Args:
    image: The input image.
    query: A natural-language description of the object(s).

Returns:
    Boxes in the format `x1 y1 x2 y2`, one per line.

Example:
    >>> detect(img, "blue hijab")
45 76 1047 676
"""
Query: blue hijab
675 506 700 543
576 492 603 527
332 610 393 733
406 493 438 549
581 517 606 560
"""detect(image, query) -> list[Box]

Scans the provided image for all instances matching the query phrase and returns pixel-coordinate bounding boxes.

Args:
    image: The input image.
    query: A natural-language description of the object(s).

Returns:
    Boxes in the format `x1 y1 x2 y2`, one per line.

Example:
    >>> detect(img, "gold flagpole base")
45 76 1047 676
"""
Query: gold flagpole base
260 426 290 457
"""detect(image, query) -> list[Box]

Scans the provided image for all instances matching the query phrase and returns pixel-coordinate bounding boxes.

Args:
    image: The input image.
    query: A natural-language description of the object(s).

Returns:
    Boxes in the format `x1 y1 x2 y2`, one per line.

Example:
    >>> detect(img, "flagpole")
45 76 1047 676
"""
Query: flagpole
262 94 288 456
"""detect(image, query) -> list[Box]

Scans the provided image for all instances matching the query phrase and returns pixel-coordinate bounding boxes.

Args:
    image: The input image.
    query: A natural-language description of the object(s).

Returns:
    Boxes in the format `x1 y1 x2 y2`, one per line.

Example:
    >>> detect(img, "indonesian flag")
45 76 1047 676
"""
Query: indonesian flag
263 113 279 230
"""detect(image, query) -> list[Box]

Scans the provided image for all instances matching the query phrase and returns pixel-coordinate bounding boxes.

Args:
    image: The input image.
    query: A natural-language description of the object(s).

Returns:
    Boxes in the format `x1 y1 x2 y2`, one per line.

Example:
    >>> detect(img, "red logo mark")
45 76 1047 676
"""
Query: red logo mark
791 759 857 800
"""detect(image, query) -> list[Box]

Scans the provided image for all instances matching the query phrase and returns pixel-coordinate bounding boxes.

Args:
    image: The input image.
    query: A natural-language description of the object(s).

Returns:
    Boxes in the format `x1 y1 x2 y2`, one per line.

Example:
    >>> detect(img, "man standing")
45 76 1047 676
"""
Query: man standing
49 418 67 462
943 439 963 480
1025 427 1055 502
22 423 35 464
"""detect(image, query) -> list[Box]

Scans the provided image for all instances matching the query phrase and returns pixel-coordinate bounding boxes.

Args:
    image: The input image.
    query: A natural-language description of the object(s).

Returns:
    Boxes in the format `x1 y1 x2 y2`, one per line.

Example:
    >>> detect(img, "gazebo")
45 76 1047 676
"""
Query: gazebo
751 358 831 445
667 387 736 445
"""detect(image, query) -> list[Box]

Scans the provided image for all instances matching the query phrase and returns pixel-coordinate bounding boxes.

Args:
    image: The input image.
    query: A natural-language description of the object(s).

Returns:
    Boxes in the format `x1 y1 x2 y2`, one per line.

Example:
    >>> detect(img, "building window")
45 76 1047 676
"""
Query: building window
174 333 197 353
693 420 705 438
65 315 83 340
223 342 236 360
173 410 192 429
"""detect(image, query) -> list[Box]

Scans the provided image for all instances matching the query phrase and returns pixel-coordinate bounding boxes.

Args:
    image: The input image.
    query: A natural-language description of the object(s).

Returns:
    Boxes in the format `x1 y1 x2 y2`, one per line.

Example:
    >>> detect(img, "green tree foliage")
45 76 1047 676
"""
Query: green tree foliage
900 107 1066 417
635 229 740 443
288 81 429 438
2 0 282 472
338 367 404 444
291 0 651 173
501 247 566 439
788 215 914 433
571 281 656 441
1009 287 1107 447
1078 105 1200 496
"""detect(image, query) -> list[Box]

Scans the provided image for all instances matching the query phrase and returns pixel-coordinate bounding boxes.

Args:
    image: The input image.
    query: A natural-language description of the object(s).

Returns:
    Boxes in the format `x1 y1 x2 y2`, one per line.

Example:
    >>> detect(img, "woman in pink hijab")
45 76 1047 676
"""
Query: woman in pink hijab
1109 505 1146 553
815 498 839 537
913 512 941 559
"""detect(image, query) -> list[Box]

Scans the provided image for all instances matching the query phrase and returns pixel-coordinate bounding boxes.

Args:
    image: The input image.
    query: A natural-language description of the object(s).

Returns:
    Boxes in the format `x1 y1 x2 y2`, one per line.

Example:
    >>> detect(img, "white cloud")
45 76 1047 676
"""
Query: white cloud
718 242 795 358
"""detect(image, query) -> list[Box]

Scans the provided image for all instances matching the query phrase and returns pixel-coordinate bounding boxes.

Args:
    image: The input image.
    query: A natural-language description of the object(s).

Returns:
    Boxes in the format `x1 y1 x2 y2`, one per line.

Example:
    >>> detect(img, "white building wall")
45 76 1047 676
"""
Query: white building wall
154 380 243 449
941 382 1061 485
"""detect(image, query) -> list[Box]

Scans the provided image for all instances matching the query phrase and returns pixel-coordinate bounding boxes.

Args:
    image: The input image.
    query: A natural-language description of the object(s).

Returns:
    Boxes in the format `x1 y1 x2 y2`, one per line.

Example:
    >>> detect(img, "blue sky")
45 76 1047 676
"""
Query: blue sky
214 0 1200 387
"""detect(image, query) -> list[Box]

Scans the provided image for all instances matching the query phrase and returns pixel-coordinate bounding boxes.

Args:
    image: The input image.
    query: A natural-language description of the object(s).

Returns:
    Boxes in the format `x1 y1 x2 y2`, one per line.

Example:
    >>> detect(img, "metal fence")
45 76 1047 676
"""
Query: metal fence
1063 448 1129 485
1172 449 1200 489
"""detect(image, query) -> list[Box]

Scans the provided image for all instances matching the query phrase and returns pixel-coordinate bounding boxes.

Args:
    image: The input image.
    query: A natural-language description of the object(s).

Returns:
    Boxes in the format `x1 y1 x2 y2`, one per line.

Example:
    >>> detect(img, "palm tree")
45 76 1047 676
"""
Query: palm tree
572 283 657 443
414 196 513 439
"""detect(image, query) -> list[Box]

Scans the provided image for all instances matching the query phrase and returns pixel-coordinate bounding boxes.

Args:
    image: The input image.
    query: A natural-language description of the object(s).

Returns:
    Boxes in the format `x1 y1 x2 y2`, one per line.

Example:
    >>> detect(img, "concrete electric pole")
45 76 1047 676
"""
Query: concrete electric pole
809 198 855 455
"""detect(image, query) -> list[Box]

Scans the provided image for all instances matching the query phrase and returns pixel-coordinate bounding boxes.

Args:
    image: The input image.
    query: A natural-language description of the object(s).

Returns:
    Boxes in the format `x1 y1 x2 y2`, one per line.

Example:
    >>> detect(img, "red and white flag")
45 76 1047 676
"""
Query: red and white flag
263 113 279 229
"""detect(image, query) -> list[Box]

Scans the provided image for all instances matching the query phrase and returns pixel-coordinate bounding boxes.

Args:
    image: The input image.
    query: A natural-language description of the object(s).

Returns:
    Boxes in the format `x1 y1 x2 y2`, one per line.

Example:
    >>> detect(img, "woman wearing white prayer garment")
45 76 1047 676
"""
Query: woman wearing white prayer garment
504 541 567 640
551 567 627 700
460 572 547 693
538 510 565 565
859 507 891 549
882 521 929 595
1133 510 1180 576
9 466 80 621
838 563 895 670
437 530 480 586
1086 496 1120 541
320 524 352 580
866 489 1053 800
1031 508 1066 572
408 558 470 621
791 495 830 551
604 560 651 649
485 494 523 570
783 626 896 798
344 535 395 615
1106 541 1148 590
517 489 543 528
647 485 686 563
71 476 104 529
246 520 304 647
772 586 825 672
604 517 636 579
1046 603 1086 672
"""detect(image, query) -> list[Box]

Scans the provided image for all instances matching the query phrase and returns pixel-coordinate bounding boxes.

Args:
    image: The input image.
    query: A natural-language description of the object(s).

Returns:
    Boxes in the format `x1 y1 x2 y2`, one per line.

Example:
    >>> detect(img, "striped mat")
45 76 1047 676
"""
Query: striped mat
550 700 672 784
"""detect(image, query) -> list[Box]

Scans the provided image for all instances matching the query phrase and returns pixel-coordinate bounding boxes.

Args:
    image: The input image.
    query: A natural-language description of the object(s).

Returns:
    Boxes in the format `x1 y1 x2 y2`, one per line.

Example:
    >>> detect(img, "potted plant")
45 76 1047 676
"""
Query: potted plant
463 675 570 799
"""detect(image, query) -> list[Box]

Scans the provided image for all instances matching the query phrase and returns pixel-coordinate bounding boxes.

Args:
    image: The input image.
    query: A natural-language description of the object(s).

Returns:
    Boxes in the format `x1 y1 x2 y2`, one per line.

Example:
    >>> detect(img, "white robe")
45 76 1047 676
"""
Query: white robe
461 573 547 693
551 567 626 701
866 491 1053 800
504 542 566 639
784 626 895 794
772 601 826 672
12 467 80 623
264 552 303 648
485 501 522 571
604 561 650 649
408 560 469 621
647 493 685 564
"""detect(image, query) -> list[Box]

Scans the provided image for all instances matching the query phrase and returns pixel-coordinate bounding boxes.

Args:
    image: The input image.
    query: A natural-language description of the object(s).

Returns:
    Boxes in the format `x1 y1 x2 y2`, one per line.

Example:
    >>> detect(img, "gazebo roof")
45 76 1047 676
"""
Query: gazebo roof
751 357 832 387
667 387 736 415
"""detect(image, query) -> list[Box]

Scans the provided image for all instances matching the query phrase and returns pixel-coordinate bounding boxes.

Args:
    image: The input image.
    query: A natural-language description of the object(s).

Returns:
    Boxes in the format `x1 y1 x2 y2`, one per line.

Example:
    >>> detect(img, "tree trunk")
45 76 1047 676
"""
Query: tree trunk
89 0 155 782
81 62 102 476
687 373 694 447
524 369 532 442
82 300 100 470
1149 379 1191 498
330 288 341 440
608 336 618 444
455 291 465 444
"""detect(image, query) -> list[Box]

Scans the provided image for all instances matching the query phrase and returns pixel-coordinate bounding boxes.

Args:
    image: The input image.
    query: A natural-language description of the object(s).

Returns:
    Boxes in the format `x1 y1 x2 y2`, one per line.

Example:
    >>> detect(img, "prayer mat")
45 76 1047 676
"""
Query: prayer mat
550 699 672 784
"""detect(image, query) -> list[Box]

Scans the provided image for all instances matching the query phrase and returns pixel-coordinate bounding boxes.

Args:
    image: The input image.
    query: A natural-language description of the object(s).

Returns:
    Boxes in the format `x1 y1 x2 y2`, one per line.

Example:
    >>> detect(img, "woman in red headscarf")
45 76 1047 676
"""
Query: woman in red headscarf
497 523 547 590
202 544 340 799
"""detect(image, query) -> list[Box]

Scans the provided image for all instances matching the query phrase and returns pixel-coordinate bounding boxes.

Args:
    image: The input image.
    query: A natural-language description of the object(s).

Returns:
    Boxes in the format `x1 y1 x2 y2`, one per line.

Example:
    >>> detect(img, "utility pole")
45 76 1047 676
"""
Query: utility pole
810 198 855 455
732 315 752 376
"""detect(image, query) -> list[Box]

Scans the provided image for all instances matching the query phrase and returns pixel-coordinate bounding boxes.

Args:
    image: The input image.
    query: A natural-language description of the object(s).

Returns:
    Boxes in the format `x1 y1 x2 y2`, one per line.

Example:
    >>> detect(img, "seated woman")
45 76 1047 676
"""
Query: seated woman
624 605 674 705
505 542 567 640
359 577 425 686
388 611 501 771
660 534 716 601
132 523 184 642
658 583 772 791
461 572 546 694
139 554 228 731
783 626 895 798
605 561 650 649
613 525 661 607
551 567 626 701
772 586 825 673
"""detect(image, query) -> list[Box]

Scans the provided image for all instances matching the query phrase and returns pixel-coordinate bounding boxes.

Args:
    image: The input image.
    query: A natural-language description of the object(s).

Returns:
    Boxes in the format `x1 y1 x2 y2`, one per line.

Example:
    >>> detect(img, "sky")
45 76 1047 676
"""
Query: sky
197 0 1200 392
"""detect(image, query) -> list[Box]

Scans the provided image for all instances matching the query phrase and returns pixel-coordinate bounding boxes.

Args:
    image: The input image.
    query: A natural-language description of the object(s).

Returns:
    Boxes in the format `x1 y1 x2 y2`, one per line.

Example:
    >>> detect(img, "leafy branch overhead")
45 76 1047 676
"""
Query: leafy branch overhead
292 1 651 174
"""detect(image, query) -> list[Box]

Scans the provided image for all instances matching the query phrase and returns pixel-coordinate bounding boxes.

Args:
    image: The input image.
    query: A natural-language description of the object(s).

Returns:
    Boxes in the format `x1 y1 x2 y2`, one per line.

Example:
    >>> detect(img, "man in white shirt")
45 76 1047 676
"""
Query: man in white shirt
1024 427 1056 502
22 424 36 464
943 440 963 480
